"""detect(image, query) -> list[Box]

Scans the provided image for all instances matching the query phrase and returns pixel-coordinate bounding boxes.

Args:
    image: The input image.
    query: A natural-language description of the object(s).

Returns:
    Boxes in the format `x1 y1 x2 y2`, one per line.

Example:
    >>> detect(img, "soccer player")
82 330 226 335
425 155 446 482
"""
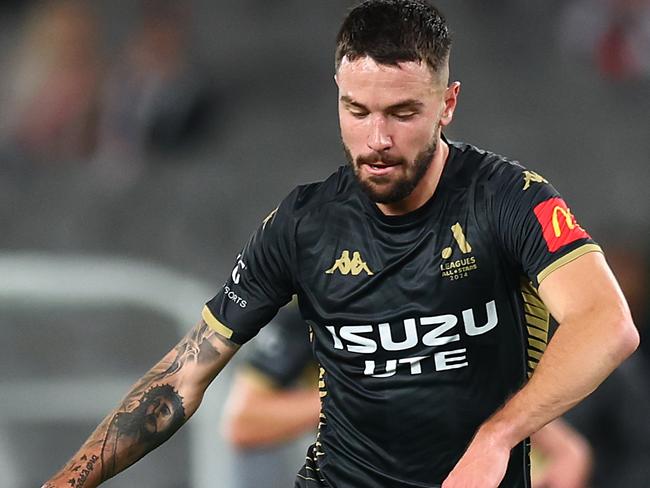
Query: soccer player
42 1 639 487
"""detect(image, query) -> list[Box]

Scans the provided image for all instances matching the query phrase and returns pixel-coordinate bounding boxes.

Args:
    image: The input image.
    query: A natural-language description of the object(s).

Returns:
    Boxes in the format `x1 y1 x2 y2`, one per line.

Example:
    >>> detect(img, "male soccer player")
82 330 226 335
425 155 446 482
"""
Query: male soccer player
42 1 639 487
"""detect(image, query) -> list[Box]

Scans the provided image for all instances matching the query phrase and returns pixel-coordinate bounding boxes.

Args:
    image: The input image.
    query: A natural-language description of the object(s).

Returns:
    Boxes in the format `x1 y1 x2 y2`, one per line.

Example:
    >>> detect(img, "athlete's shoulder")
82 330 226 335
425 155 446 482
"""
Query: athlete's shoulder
447 138 544 193
283 165 355 217
448 138 525 181
257 165 354 244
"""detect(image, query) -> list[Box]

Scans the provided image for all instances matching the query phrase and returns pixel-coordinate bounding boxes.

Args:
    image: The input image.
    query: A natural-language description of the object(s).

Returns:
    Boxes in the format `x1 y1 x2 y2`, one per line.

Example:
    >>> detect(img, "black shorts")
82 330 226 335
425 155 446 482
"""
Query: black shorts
294 444 329 487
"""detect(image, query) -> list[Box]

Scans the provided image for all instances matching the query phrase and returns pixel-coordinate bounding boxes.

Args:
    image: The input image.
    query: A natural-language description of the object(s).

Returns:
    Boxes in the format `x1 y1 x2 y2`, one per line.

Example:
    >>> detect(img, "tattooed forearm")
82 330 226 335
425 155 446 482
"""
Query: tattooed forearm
99 383 186 481
65 454 99 488
118 321 226 412
161 319 223 377
42 320 239 487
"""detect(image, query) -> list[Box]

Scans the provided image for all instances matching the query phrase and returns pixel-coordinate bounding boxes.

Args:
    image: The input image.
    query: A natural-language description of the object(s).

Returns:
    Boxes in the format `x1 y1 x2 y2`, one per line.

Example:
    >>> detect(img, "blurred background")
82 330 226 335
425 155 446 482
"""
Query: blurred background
0 0 648 487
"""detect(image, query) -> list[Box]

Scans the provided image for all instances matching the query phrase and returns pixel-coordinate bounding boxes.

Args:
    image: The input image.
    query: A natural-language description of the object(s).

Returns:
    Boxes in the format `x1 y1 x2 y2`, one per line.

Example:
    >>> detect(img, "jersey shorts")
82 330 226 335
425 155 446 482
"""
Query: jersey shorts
204 138 601 487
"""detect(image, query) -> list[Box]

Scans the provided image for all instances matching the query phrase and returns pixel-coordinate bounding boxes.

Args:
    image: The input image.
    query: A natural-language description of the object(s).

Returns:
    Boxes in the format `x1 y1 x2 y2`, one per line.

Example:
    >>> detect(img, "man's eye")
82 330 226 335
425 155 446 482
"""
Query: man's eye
393 112 416 120
349 110 368 119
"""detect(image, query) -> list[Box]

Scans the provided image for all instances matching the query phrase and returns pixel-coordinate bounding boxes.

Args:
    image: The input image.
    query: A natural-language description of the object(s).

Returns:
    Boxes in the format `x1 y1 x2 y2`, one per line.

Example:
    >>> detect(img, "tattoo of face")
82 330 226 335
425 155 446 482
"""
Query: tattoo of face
101 384 185 480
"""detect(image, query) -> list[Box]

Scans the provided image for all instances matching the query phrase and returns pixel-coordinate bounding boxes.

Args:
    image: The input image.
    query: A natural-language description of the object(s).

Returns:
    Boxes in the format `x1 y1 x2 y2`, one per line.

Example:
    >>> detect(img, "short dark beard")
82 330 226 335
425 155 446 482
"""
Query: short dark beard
344 137 438 204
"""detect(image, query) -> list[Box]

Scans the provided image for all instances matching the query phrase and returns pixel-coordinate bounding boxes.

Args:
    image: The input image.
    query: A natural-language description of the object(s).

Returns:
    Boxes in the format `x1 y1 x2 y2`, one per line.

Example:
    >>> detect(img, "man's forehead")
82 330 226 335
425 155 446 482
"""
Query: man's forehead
338 55 434 79
336 56 445 101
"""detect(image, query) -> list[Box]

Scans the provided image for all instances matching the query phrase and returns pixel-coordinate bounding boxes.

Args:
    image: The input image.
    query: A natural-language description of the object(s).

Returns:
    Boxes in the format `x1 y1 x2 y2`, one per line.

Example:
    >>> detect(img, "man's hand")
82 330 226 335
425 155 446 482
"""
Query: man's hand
531 419 591 488
442 427 510 488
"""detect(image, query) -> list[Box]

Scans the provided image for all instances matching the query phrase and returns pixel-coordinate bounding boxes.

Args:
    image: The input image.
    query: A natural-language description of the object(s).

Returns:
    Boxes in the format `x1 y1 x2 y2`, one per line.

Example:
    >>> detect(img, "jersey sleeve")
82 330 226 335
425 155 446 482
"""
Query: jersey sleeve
243 304 315 388
489 164 602 287
202 190 299 345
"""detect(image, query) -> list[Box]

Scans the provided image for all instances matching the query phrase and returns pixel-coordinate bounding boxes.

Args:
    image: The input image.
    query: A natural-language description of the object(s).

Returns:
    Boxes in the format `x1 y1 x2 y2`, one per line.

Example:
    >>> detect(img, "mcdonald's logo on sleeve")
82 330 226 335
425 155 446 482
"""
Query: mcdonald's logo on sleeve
533 197 590 252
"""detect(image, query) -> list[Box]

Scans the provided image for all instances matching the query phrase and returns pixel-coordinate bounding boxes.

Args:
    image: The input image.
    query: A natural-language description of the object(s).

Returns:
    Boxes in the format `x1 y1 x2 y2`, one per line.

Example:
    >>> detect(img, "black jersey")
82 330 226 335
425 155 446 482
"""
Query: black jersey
204 139 601 488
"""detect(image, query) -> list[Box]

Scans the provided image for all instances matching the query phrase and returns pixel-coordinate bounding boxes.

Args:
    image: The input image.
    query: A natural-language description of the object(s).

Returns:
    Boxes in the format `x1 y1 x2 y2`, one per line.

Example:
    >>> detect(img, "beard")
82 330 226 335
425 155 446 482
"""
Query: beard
344 134 438 205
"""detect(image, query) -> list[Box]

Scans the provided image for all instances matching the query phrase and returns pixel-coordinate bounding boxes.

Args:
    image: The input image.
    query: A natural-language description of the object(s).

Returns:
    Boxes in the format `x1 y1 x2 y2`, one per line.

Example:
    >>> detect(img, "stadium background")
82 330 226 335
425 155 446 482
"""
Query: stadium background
0 1 648 487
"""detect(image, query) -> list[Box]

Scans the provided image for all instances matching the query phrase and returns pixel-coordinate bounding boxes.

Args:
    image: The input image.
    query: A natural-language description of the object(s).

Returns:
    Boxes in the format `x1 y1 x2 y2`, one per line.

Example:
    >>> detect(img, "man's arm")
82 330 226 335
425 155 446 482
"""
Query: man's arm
42 319 239 488
531 418 592 488
443 252 639 488
222 370 320 448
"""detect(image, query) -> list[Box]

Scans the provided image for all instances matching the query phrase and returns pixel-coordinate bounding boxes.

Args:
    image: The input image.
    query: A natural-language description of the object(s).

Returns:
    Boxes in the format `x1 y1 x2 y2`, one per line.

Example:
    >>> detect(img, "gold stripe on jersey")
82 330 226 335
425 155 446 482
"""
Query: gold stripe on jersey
521 280 550 377
318 366 328 398
315 365 328 458
201 306 234 339
536 244 603 284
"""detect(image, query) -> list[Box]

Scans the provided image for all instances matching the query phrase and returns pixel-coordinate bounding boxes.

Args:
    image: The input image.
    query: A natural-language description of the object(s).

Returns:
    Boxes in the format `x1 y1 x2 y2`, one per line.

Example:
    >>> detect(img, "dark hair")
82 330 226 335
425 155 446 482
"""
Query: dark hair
335 0 451 75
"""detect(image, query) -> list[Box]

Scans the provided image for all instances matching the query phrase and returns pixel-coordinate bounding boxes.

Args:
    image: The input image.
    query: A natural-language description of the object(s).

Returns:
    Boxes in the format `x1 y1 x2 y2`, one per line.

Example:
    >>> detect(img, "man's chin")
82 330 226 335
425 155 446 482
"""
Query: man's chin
358 180 404 204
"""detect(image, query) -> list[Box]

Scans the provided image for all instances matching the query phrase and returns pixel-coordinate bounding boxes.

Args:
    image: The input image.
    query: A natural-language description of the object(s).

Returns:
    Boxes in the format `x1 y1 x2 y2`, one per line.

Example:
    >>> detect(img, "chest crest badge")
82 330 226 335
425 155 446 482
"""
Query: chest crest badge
440 223 479 281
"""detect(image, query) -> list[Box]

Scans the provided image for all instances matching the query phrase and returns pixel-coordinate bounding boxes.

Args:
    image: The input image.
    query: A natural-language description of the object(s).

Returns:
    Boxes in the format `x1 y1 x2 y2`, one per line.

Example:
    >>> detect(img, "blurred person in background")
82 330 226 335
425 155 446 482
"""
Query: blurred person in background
41 2 639 487
0 0 103 166
222 303 321 488
94 0 214 182
564 354 650 487
559 0 650 81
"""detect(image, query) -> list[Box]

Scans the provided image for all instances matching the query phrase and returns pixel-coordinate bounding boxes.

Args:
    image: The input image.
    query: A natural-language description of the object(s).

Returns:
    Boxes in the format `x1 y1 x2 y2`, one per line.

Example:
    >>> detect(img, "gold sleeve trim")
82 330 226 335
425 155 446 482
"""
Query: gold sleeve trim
201 306 234 339
537 244 603 284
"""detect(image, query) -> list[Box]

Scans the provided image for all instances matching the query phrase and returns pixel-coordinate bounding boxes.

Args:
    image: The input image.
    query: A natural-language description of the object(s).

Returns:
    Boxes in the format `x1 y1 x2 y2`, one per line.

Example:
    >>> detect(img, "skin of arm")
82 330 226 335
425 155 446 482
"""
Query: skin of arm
41 319 239 488
222 369 321 448
531 418 592 488
443 252 640 488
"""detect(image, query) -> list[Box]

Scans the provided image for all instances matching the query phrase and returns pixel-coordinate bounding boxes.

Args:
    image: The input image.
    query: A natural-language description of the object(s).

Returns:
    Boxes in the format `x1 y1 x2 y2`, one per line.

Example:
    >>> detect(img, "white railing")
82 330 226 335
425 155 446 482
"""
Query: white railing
0 252 234 487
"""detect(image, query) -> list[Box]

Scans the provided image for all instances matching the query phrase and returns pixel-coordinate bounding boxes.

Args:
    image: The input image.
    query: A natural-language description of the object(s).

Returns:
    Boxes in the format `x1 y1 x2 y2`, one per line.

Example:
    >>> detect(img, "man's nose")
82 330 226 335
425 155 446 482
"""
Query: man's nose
367 115 392 152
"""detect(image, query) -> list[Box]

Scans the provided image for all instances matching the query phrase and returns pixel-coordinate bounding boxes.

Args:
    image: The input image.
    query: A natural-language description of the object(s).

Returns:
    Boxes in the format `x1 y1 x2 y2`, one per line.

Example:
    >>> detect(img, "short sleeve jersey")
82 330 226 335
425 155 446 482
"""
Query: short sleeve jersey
204 139 601 488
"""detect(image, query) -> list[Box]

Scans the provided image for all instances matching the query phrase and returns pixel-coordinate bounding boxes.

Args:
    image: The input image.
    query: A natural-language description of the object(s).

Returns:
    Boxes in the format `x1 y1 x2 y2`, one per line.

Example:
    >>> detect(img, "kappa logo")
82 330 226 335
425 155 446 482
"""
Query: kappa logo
522 171 548 191
326 250 374 276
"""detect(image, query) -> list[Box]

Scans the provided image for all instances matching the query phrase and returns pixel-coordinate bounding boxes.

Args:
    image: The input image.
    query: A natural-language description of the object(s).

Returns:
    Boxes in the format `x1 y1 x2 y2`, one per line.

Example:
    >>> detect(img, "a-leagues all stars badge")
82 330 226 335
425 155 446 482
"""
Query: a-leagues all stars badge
440 222 478 281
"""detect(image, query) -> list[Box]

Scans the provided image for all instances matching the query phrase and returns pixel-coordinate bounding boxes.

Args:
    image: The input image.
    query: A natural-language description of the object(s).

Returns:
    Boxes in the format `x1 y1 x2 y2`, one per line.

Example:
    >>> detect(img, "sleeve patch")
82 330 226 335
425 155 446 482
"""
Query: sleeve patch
533 197 590 252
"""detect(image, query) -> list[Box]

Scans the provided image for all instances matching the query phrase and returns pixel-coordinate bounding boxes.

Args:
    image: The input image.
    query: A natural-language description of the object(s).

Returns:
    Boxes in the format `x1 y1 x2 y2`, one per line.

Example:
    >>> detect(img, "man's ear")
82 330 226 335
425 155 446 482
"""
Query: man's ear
440 81 461 127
